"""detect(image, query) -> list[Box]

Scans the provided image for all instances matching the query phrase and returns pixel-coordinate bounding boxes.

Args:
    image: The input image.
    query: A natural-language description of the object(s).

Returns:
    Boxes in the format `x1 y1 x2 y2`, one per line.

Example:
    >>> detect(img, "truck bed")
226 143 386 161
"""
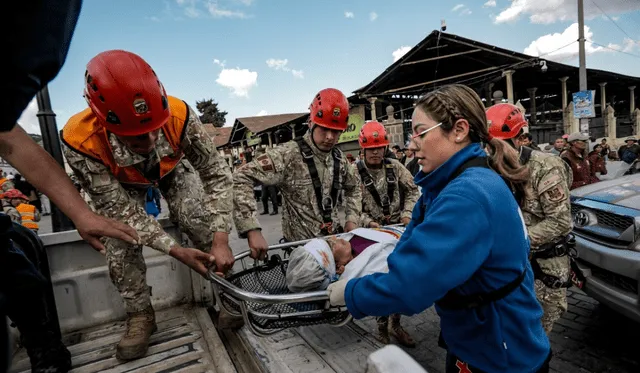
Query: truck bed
10 305 237 373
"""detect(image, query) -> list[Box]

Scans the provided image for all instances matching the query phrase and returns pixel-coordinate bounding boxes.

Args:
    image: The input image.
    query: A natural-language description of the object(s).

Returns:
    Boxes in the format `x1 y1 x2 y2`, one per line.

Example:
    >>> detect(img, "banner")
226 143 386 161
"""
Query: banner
338 114 364 144
572 90 596 119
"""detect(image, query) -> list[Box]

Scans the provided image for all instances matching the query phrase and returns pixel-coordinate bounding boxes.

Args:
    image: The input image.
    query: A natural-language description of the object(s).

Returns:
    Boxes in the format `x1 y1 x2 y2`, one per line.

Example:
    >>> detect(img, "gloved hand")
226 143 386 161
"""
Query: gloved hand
327 279 348 306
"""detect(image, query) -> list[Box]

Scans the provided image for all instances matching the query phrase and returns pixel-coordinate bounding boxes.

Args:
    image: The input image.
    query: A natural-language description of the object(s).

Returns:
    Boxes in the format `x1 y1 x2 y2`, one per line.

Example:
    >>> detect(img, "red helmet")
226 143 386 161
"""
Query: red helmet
486 103 528 140
309 88 349 131
84 50 170 136
3 189 28 200
359 121 389 149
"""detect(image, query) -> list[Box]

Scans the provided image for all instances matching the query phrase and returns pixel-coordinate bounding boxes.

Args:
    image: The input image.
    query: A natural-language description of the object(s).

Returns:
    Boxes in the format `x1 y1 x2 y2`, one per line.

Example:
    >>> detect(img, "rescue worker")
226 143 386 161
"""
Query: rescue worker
61 50 234 361
233 88 362 259
356 121 420 347
487 103 573 334
561 132 594 190
0 175 14 192
327 84 551 373
0 191 22 223
3 189 40 232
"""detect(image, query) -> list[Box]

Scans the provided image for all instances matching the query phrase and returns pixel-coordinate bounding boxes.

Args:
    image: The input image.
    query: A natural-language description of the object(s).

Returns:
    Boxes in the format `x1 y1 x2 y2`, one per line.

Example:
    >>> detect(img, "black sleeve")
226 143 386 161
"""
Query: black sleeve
3 0 82 131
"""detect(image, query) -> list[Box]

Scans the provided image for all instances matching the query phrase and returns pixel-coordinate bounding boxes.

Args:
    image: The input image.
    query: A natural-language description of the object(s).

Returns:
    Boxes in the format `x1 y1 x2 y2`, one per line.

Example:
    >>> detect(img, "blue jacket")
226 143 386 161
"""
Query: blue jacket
344 143 550 372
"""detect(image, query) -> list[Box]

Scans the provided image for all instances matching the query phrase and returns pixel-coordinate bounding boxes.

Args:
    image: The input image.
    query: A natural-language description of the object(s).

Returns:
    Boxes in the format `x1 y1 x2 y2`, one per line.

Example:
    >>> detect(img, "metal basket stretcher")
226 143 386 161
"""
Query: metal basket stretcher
207 226 405 337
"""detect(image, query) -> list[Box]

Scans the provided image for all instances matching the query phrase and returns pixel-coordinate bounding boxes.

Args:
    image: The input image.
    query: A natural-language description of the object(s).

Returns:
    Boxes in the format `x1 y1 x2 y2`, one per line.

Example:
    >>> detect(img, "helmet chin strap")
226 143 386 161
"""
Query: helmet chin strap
309 124 330 153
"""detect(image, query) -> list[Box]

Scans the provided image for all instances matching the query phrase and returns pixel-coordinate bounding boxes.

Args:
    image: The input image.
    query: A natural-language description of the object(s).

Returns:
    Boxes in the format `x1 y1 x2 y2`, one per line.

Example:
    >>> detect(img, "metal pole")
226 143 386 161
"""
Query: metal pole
35 85 75 232
577 0 589 134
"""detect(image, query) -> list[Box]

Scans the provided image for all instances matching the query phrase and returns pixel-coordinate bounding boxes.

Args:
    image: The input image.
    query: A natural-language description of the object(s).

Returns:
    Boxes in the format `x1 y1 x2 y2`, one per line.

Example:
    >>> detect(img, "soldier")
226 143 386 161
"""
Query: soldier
0 190 22 223
61 50 234 361
356 121 419 347
487 103 573 334
233 88 362 259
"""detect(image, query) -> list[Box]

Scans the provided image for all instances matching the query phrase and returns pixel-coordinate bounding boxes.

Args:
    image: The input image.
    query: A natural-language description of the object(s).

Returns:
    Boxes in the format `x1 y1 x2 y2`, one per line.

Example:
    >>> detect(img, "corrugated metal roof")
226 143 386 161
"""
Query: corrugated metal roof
204 125 233 148
236 113 309 134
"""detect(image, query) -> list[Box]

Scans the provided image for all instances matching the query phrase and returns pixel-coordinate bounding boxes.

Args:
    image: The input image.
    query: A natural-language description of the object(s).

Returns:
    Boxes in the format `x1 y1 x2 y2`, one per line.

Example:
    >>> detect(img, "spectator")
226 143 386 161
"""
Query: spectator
618 137 640 164
561 133 596 190
588 145 607 182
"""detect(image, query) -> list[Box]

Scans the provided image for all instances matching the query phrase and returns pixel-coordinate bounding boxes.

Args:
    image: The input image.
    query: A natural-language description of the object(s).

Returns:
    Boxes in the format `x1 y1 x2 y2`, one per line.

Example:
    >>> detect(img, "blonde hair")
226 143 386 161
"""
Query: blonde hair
414 84 529 204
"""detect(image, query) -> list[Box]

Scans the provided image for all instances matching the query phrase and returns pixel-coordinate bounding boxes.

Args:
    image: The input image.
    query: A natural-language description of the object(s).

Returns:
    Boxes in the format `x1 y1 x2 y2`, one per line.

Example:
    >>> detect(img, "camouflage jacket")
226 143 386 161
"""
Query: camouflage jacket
357 159 420 227
522 150 573 250
63 104 232 254
233 133 362 242
2 200 21 223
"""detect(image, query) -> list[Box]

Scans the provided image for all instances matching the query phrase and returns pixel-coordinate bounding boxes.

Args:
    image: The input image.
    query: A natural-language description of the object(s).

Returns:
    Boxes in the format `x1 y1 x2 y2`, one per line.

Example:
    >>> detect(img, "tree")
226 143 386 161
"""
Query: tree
196 98 227 128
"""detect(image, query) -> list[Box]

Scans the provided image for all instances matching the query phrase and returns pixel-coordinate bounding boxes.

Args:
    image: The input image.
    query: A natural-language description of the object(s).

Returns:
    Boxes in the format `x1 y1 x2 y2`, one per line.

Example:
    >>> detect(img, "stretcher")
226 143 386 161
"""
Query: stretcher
207 226 406 337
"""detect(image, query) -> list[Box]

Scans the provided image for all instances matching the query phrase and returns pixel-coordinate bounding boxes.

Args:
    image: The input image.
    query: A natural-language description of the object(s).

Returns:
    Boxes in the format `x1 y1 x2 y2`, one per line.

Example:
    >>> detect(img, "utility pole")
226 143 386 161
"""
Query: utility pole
577 0 589 134
36 85 76 232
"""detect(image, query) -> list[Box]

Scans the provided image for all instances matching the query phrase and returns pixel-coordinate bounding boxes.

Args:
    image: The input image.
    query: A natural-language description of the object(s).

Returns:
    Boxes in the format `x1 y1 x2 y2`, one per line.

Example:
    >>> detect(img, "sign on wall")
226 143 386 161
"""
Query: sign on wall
338 114 364 144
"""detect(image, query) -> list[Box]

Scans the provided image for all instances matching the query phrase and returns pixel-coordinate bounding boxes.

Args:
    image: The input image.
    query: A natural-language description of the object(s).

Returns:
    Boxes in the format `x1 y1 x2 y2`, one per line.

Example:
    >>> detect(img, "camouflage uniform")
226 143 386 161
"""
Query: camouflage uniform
0 179 15 192
358 158 420 227
521 150 573 334
63 105 232 313
1 199 21 223
357 158 419 347
233 133 362 242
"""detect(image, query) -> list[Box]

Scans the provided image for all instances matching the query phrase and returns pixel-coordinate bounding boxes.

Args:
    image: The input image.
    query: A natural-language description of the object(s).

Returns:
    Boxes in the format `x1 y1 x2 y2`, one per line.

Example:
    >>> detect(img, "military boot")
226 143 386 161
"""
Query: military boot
375 316 390 345
389 315 416 348
21 330 72 373
116 306 157 361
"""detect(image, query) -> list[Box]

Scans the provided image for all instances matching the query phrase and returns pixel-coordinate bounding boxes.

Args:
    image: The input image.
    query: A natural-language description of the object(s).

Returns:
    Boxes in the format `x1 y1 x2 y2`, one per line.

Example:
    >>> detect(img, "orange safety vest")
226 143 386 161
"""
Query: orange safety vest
61 96 188 186
16 203 38 230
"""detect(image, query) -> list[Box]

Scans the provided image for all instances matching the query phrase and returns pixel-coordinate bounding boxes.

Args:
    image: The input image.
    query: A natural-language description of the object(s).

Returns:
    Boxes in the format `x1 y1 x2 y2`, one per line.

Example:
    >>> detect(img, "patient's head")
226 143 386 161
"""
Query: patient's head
327 237 354 274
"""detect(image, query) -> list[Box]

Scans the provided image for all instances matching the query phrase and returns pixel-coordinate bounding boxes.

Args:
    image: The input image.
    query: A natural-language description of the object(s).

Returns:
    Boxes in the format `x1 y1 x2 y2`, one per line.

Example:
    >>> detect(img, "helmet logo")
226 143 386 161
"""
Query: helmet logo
333 107 341 117
373 131 379 138
133 98 149 114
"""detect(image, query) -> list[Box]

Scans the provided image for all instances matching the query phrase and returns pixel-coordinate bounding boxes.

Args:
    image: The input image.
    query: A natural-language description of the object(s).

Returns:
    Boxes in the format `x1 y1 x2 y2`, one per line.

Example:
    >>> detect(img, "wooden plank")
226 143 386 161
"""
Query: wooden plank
194 308 237 373
219 329 264 373
295 324 382 373
236 328 335 373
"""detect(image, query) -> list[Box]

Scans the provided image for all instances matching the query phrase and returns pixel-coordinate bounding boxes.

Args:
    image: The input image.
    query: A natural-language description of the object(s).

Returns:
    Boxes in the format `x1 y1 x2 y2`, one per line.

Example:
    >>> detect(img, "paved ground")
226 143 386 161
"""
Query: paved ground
39 201 640 373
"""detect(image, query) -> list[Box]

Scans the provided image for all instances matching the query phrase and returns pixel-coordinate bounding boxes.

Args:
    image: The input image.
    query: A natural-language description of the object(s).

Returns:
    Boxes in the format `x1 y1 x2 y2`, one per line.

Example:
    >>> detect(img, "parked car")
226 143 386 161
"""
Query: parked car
570 174 640 322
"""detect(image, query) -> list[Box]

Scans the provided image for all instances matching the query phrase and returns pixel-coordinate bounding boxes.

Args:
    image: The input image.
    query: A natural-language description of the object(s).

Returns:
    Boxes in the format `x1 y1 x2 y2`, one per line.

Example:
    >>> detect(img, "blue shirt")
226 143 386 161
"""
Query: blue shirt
344 143 550 372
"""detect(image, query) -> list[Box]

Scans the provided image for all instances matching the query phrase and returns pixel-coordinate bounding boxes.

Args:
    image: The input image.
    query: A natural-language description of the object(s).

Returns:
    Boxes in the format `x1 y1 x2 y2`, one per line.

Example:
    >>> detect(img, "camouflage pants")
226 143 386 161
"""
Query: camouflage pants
534 280 568 334
376 314 402 328
105 160 215 313
533 255 570 334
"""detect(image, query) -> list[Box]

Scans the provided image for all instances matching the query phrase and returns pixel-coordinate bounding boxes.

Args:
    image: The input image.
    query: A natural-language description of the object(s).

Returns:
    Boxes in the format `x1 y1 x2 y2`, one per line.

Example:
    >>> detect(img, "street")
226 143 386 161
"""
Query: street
38 205 640 373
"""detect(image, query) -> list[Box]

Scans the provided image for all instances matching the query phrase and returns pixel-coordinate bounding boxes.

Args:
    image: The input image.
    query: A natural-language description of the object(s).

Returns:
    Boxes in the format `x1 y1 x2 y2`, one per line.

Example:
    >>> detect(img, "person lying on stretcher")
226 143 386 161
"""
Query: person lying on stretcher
285 227 416 347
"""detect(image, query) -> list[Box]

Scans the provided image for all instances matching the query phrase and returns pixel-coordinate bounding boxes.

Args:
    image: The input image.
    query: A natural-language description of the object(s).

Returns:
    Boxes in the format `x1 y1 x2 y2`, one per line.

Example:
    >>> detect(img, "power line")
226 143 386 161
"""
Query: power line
589 0 634 40
538 41 578 58
587 40 640 59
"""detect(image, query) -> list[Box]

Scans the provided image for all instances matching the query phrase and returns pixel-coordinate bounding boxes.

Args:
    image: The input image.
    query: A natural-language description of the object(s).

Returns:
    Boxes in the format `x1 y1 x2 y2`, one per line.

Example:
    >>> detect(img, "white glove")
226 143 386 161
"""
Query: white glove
327 279 348 306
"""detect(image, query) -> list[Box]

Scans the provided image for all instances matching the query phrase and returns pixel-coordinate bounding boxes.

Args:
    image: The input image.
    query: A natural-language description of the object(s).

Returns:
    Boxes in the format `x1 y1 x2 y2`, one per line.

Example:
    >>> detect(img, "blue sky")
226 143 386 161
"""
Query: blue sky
18 0 640 134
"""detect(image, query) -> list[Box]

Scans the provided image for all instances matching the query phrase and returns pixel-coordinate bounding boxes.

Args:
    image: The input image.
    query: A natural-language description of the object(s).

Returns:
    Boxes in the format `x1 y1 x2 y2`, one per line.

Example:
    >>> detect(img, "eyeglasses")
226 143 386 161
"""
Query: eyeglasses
411 122 443 140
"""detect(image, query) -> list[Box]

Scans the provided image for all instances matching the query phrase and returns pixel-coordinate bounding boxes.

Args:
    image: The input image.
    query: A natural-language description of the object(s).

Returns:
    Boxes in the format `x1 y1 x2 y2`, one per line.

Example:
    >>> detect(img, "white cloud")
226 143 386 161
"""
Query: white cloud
392 46 412 62
256 110 268 116
266 58 304 79
495 0 640 24
206 3 247 18
369 12 378 21
215 68 258 97
17 98 40 135
175 0 249 19
452 4 472 15
266 58 289 70
213 58 225 67
484 0 496 7
344 11 354 18
523 23 631 62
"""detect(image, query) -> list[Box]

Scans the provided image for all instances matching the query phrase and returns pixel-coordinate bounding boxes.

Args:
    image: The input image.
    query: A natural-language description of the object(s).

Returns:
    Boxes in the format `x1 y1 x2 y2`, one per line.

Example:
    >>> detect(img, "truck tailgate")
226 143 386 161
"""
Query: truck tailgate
10 305 237 373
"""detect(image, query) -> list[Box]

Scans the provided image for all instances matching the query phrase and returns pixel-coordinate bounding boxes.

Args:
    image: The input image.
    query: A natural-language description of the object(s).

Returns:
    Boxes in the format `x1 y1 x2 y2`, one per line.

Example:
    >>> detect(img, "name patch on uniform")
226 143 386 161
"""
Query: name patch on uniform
256 154 274 172
545 185 566 203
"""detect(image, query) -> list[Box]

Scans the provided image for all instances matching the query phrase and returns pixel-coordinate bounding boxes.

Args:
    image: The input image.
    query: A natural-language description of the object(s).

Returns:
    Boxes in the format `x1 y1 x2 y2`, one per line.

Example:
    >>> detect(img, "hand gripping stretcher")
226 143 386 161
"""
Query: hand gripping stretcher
207 225 405 337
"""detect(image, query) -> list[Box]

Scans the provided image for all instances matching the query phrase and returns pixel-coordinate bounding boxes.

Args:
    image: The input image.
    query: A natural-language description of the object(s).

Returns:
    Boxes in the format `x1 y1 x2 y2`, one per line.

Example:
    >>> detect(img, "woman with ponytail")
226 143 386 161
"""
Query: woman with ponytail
328 84 551 372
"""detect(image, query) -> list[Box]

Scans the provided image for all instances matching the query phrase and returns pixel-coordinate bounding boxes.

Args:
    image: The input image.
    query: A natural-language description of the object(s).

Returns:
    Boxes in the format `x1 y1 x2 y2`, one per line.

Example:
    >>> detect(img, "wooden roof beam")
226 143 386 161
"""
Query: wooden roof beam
382 65 504 95
401 49 482 66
